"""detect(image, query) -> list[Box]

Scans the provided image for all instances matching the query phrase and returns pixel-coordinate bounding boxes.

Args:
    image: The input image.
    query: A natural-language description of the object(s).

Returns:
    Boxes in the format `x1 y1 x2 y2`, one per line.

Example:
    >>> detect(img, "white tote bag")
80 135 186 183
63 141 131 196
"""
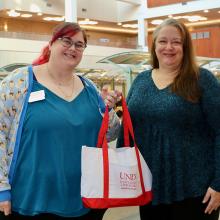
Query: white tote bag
81 97 152 208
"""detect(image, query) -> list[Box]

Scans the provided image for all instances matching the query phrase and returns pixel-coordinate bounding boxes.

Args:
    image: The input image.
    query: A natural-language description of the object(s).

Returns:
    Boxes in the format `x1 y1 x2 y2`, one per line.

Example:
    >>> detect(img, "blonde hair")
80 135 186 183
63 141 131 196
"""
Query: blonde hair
150 18 201 103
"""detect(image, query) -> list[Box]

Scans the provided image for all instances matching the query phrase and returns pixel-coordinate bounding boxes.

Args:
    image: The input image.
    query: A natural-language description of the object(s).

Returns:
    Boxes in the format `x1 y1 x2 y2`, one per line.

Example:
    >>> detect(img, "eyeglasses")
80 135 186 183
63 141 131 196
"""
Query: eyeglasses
58 37 87 52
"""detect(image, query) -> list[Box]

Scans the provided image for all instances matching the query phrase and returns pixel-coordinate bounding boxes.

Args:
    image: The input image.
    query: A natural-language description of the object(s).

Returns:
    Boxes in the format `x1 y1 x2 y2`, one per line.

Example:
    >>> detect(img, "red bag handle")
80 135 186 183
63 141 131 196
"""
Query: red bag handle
97 97 134 147
96 97 146 199
121 97 135 146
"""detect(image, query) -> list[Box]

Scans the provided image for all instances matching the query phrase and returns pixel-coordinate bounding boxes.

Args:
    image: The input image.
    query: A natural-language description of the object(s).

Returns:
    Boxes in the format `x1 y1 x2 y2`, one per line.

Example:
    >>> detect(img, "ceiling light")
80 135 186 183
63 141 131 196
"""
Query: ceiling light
185 19 220 27
172 15 207 22
21 14 33 18
122 24 138 28
187 15 207 22
80 25 137 34
117 22 122 25
100 72 107 77
78 19 98 25
4 23 8 32
203 10 209 13
7 10 20 17
43 16 65 21
43 17 52 21
37 12 43 16
173 16 182 19
151 19 163 25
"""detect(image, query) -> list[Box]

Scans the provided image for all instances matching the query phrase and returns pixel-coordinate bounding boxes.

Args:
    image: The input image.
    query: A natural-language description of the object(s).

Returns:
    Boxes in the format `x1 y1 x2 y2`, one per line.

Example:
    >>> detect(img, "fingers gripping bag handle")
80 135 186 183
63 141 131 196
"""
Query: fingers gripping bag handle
97 97 133 147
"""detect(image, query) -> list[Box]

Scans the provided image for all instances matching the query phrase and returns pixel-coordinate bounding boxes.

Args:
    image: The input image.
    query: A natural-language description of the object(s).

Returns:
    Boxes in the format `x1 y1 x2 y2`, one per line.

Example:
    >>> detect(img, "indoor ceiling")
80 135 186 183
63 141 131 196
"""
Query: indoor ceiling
1 7 220 34
1 1 220 84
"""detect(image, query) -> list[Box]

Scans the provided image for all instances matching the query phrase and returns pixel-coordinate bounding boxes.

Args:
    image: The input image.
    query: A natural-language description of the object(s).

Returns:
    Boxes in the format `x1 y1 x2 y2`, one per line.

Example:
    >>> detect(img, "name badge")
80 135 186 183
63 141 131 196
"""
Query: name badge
28 90 45 103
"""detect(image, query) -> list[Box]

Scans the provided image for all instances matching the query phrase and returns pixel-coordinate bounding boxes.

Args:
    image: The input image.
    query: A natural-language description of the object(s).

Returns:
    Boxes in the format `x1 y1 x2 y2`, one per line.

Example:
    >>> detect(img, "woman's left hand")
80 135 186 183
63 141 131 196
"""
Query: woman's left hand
103 90 121 109
203 187 220 214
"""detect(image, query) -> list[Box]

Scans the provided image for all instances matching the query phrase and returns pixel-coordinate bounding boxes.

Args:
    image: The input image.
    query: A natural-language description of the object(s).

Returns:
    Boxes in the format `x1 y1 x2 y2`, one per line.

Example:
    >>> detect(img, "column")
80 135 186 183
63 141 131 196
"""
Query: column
137 17 148 52
65 0 77 22
125 67 132 94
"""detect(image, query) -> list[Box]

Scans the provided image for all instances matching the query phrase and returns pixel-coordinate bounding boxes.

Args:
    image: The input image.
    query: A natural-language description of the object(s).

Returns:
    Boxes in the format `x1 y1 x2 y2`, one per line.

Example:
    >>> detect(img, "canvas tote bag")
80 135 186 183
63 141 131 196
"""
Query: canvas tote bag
81 97 152 208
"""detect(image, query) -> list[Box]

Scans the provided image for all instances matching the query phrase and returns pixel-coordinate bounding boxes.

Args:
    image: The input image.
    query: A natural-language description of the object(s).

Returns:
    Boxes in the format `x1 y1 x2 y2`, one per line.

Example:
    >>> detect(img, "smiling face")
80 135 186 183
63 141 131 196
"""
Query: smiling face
155 25 183 71
49 31 85 69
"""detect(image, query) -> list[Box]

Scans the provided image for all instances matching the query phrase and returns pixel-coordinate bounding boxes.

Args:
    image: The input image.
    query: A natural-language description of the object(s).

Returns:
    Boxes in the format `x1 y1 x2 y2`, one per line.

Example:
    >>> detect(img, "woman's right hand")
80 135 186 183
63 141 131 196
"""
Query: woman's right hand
0 201 11 215
102 90 122 109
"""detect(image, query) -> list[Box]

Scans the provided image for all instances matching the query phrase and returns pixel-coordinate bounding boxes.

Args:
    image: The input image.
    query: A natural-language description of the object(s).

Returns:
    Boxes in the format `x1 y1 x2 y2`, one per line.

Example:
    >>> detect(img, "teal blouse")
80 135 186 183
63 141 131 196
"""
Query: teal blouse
11 78 102 217
117 68 220 205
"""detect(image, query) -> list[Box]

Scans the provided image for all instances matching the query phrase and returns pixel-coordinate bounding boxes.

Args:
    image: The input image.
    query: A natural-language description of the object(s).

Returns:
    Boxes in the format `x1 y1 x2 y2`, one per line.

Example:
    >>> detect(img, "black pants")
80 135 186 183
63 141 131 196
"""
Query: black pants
140 196 220 220
0 209 106 220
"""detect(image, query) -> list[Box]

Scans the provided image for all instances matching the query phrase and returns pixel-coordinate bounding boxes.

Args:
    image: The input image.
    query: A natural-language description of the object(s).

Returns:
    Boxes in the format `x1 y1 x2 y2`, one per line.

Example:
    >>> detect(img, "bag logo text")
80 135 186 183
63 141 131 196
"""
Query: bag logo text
119 172 137 190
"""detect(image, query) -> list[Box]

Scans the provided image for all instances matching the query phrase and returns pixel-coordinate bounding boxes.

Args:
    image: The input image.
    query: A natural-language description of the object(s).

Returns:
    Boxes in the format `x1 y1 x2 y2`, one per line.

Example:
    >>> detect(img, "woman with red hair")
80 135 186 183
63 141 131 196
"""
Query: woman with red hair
0 22 120 219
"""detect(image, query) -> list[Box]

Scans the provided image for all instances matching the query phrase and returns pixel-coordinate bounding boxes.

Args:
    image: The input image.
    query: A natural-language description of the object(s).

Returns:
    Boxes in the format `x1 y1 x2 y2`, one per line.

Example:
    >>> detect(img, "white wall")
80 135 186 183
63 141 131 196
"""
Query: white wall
0 1 3 9
0 38 135 68
0 38 47 67
77 0 118 22
1 0 64 15
2 0 220 23
117 1 139 22
1 0 119 22
0 0 142 23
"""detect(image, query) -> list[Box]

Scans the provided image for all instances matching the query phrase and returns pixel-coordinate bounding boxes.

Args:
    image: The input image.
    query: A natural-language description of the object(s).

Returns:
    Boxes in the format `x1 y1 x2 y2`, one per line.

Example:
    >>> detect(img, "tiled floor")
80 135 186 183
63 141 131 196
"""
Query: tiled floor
104 142 140 220
103 206 140 220
104 206 220 220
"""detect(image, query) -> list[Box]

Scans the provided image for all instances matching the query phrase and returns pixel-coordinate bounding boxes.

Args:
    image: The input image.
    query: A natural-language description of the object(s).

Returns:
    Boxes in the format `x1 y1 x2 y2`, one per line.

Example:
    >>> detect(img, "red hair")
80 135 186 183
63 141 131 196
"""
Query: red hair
32 22 87 66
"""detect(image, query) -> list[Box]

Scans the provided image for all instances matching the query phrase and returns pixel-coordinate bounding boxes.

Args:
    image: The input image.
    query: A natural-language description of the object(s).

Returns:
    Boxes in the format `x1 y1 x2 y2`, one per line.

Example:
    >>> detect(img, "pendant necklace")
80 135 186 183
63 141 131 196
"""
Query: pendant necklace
47 64 75 100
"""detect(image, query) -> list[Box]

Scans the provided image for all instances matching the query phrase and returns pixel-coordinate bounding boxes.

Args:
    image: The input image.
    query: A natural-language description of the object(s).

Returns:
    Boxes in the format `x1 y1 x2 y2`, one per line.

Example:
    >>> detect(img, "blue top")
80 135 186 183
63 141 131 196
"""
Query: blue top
117 68 220 205
11 77 102 216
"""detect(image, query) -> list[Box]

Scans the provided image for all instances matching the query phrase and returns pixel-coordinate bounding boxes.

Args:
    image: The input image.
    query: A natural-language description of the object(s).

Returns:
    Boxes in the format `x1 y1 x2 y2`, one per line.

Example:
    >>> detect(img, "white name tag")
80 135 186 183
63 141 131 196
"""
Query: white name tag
28 90 45 103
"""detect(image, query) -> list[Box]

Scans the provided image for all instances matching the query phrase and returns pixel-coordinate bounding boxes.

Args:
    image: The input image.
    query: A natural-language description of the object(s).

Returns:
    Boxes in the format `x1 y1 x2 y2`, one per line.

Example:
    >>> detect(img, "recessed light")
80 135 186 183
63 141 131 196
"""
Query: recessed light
203 10 209 13
21 14 32 18
7 10 20 17
173 15 207 22
151 20 163 25
187 15 207 22
43 16 65 21
122 24 138 28
4 23 8 32
78 19 98 25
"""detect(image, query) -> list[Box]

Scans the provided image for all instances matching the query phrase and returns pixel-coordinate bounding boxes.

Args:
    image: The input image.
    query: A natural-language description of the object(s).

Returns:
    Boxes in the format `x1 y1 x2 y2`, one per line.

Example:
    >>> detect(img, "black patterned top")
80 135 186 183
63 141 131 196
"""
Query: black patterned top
117 68 220 205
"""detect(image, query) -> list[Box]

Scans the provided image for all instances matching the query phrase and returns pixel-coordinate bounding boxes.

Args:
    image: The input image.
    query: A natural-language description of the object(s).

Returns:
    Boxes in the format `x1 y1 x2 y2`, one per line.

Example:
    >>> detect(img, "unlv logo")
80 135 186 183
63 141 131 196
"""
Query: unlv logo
120 172 137 181
119 172 137 190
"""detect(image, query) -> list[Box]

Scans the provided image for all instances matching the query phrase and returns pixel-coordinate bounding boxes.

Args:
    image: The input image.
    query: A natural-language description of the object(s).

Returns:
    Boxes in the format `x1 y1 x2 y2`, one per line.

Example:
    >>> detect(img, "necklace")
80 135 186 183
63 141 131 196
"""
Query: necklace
47 64 75 100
